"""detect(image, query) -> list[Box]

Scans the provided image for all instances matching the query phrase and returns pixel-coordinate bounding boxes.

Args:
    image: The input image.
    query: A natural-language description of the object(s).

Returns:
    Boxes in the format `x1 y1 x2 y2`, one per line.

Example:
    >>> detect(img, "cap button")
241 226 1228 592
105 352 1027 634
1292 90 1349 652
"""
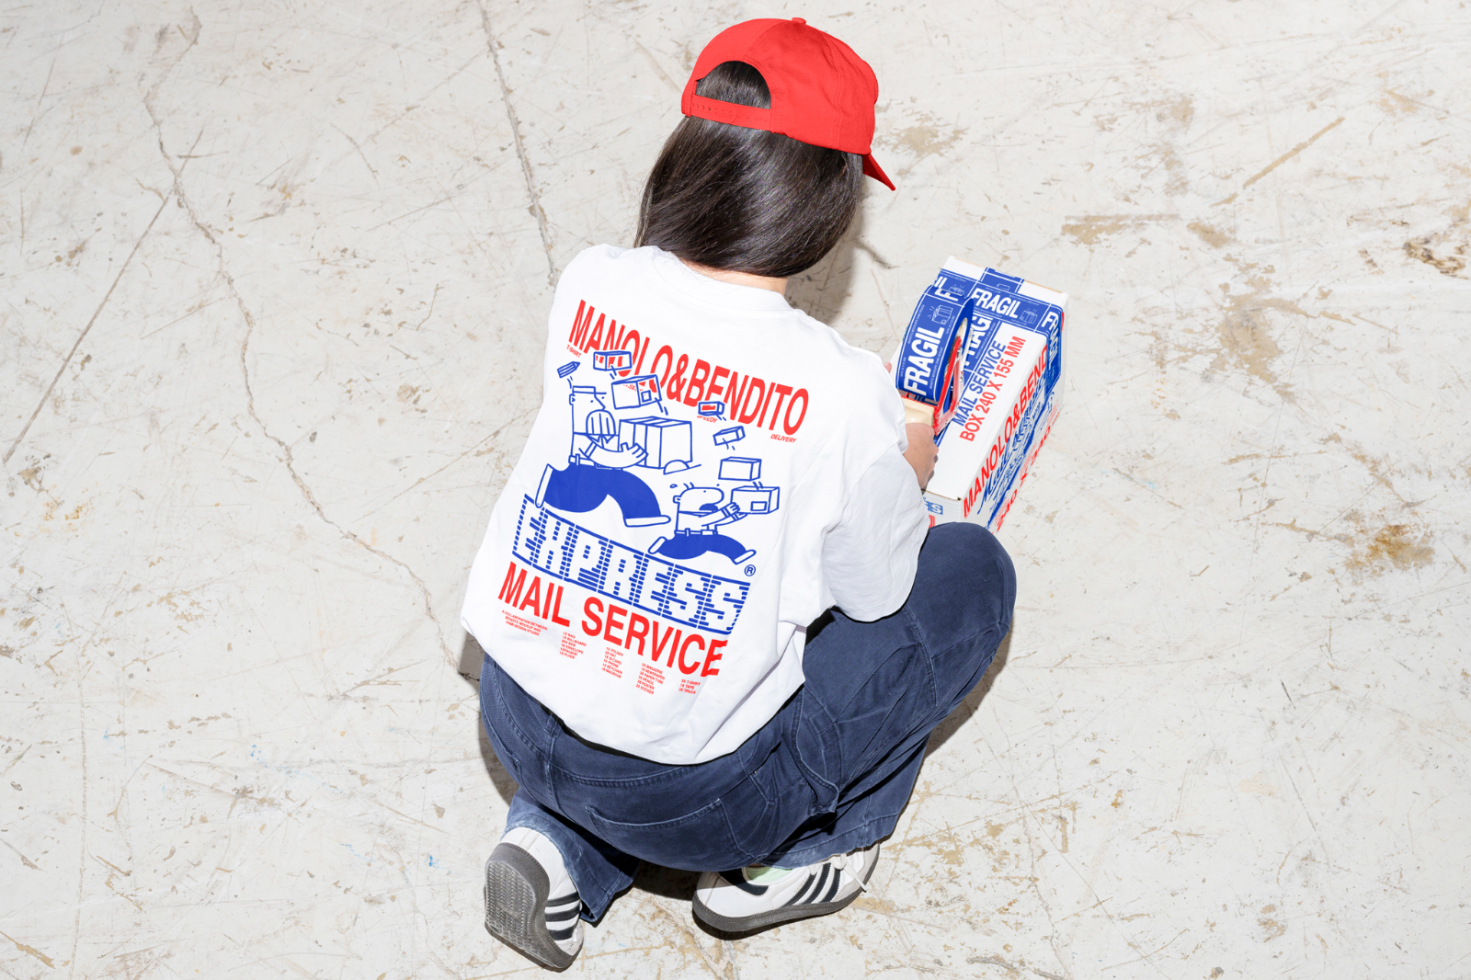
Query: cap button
792 17 806 24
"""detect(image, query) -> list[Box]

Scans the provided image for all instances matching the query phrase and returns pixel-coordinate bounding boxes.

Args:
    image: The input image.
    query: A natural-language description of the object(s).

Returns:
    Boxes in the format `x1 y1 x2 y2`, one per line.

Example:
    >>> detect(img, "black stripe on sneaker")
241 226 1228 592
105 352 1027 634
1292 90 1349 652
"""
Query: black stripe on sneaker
547 923 578 942
810 865 830 903
822 868 842 903
545 890 581 927
783 872 818 907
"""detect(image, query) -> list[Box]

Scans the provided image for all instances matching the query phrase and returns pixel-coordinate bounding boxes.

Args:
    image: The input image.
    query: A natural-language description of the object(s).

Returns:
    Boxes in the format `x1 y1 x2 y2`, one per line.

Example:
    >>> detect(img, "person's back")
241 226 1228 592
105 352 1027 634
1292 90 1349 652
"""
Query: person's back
462 240 918 763
462 19 1015 970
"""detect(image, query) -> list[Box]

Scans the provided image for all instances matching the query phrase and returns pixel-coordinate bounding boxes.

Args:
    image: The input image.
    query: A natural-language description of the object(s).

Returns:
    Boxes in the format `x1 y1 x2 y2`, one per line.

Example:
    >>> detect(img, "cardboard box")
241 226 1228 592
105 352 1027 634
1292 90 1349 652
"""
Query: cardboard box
718 457 762 481
713 425 746 447
594 349 634 372
731 485 780 514
619 415 692 469
610 374 662 410
892 257 1068 531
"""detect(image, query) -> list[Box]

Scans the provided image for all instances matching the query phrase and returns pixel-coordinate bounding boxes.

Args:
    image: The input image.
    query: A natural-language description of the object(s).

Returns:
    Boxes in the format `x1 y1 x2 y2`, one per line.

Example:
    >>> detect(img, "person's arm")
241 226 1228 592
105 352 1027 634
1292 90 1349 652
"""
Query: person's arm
886 362 938 490
821 449 929 621
902 421 937 490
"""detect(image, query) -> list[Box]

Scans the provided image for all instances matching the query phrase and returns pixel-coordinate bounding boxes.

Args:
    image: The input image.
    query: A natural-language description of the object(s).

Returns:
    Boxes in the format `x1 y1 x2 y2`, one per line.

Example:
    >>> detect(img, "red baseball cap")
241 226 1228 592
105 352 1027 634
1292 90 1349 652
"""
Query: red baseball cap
681 17 895 191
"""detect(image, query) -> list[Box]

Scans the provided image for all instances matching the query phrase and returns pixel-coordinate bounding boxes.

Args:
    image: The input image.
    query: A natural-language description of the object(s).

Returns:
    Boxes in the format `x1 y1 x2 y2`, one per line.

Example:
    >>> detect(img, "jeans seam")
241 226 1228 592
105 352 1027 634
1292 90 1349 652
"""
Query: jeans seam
485 662 544 766
485 687 528 776
789 695 839 805
767 812 899 868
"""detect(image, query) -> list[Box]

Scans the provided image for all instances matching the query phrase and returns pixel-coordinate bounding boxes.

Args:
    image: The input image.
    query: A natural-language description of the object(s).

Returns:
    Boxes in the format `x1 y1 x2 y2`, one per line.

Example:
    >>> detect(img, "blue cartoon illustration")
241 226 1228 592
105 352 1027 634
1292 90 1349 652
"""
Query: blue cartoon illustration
648 485 755 564
645 457 782 565
535 382 671 527
537 348 783 562
713 424 745 447
593 350 633 373
619 415 694 474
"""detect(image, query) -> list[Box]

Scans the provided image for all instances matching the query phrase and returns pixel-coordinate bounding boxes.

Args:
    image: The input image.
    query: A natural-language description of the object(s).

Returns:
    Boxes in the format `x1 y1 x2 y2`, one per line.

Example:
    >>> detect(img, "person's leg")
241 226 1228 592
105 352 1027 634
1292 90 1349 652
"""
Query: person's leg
601 468 670 525
650 532 708 560
704 532 756 564
771 521 1016 866
540 463 608 514
652 531 752 563
691 522 1015 930
497 791 642 921
479 658 640 920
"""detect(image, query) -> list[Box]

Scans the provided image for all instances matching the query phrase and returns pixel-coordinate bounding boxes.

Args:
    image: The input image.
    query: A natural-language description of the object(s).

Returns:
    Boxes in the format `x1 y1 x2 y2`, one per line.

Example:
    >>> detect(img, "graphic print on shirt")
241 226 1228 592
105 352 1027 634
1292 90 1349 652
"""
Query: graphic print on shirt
497 296 810 696
647 455 780 565
533 357 674 528
542 308 795 571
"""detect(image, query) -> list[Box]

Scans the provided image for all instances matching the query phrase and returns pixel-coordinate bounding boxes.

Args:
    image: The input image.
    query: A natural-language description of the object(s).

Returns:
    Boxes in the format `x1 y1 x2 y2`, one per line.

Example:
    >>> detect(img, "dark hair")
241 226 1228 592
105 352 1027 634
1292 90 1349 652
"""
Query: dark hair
634 61 862 278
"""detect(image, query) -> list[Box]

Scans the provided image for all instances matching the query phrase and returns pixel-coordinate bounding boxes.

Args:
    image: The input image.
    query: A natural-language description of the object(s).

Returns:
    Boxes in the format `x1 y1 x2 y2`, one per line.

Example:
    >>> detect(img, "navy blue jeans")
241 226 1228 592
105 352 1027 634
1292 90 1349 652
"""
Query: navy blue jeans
478 521 1016 921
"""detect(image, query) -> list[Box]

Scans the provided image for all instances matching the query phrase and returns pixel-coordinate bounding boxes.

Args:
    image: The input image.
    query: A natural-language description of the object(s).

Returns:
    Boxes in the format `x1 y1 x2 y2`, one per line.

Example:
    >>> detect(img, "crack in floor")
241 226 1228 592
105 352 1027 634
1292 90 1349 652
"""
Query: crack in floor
477 0 557 290
3 195 168 466
140 14 452 664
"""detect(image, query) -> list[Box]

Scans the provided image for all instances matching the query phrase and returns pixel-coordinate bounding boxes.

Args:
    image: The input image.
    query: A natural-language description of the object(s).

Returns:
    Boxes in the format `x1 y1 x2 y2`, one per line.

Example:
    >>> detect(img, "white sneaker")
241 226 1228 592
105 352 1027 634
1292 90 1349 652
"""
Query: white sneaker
483 827 583 970
692 842 879 933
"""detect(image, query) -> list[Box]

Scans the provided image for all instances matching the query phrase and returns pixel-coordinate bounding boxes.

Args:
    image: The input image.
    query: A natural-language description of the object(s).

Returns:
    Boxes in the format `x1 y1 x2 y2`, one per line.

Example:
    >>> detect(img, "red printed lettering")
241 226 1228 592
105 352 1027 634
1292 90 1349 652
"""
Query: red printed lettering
650 345 674 387
783 388 808 435
498 561 527 606
619 331 640 376
604 603 628 646
708 365 730 402
518 576 543 617
701 639 726 677
765 384 792 430
568 301 595 351
586 312 607 350
581 596 604 637
666 354 690 402
677 633 705 675
738 378 766 423
625 613 651 656
651 622 678 666
635 662 664 694
726 373 747 415
684 359 711 405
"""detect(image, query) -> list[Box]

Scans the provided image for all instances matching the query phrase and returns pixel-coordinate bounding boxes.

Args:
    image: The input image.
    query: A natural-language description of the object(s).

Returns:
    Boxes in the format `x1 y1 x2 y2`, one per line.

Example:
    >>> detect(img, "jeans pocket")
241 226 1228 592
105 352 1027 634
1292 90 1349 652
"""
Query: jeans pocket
584 797 748 872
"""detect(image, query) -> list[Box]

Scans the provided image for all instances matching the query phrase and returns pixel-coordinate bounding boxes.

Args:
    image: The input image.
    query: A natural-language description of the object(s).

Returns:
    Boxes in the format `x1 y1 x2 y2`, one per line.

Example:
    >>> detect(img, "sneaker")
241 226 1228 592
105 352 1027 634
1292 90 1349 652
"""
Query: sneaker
483 827 583 970
692 842 879 933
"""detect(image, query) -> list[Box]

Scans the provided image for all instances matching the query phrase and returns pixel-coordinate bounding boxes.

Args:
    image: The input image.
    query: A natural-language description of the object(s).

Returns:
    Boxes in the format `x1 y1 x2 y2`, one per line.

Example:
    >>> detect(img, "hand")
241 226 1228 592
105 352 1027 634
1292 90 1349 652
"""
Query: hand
903 422 937 490
586 442 646 469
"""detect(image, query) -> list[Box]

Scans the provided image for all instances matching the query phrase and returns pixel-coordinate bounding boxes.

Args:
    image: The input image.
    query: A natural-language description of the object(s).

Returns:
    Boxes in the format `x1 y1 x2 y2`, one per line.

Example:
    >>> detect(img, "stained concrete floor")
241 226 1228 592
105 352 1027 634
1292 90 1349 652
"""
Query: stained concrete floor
3 1 1470 977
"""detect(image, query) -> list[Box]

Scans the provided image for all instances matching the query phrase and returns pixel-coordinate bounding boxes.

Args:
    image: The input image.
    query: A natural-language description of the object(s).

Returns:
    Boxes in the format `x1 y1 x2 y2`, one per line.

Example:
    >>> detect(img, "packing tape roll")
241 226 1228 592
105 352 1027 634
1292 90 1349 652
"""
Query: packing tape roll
894 297 972 431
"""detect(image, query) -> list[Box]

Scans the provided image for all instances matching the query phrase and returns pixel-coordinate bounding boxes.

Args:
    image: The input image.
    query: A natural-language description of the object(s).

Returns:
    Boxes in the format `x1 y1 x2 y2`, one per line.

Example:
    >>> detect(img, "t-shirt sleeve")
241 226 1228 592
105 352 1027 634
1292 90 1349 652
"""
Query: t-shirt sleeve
822 448 928 621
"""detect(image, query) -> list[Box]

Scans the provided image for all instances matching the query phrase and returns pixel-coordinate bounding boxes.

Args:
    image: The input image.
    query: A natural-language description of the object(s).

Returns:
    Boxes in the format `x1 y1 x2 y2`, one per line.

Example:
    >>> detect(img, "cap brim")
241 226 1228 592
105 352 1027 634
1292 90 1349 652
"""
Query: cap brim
862 153 895 190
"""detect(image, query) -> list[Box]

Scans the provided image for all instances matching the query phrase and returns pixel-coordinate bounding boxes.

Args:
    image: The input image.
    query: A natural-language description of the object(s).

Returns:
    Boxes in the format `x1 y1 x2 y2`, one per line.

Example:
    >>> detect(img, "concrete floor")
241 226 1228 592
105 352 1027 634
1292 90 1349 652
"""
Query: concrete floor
3 1 1469 977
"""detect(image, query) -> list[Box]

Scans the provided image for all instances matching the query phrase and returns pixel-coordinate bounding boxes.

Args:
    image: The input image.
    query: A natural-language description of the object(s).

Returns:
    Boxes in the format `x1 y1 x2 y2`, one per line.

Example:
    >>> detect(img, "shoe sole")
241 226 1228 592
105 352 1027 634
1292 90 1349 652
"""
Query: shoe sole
483 843 576 971
691 844 880 934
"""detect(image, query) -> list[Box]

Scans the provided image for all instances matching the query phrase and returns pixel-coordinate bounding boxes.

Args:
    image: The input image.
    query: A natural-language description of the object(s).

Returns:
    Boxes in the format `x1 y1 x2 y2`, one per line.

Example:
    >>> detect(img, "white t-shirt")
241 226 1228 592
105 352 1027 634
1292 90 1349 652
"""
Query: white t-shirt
461 245 927 764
